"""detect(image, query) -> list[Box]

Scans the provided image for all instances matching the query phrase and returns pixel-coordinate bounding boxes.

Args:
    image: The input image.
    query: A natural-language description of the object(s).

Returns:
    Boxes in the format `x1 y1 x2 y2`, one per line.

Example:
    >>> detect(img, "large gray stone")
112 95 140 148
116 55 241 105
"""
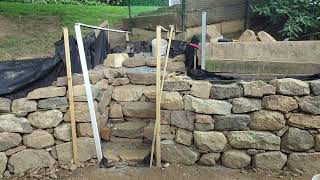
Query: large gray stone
27 86 66 100
11 98 37 116
38 97 68 110
241 81 276 98
287 153 320 175
228 131 280 150
163 80 190 91
232 98 261 113
254 151 287 170
222 150 251 169
0 152 7 178
238 30 258 42
123 58 147 68
198 153 220 166
161 140 200 165
262 95 298 113
8 149 55 174
190 81 212 99
194 131 227 153
54 123 72 142
214 115 250 131
210 84 242 100
0 132 22 151
310 80 320 95
185 95 232 115
23 130 54 149
171 111 195 131
297 96 320 115
55 137 96 164
288 113 320 129
250 110 285 131
28 110 63 129
271 78 310 96
109 104 123 119
64 101 99 123
161 92 184 110
127 72 156 85
111 121 147 138
0 114 32 133
122 102 156 118
72 84 103 102
176 128 193 146
112 85 145 102
281 127 314 151
0 97 11 113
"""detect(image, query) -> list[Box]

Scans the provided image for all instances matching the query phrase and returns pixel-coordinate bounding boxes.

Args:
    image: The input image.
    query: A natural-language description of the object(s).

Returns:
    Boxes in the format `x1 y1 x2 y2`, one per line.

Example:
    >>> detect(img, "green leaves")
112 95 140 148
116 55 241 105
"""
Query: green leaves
253 0 320 39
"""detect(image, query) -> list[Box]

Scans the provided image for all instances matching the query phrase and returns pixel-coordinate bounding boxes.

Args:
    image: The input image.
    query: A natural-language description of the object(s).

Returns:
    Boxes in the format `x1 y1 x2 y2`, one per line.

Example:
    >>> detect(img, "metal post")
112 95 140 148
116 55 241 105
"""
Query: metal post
75 24 103 162
201 11 207 70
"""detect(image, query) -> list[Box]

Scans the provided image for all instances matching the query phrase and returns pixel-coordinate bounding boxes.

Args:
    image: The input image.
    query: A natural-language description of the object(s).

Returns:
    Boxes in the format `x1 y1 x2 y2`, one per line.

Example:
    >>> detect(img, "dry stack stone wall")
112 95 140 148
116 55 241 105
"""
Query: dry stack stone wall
0 53 320 177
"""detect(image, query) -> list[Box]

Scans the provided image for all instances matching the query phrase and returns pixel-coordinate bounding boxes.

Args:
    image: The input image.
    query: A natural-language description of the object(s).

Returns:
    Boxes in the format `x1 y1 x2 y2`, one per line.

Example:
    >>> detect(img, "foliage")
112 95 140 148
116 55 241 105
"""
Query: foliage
252 0 320 39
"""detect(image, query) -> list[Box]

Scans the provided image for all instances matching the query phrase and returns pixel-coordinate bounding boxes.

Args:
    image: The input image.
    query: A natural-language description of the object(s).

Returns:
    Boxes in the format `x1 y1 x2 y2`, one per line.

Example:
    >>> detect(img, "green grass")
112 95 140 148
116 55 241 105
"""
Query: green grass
0 2 159 60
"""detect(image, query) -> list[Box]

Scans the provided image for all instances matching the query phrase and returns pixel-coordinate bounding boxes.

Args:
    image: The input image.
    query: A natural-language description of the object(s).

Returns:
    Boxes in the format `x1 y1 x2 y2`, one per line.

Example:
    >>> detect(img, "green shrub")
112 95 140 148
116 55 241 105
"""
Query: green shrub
253 0 320 39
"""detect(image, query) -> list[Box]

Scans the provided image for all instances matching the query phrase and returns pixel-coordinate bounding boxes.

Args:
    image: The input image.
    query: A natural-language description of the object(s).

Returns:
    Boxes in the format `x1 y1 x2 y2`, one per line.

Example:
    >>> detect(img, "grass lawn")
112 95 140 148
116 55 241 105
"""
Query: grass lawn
0 2 159 60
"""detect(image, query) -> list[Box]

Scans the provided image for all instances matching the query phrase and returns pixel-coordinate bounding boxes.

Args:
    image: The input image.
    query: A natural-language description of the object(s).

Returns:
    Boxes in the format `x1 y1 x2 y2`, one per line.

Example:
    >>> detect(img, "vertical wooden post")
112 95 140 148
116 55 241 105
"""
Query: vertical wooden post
63 27 79 165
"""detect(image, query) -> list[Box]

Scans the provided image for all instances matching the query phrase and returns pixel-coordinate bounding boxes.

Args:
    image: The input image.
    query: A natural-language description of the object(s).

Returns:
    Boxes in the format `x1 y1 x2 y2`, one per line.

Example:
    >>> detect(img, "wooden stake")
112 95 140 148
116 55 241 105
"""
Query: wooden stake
63 27 79 165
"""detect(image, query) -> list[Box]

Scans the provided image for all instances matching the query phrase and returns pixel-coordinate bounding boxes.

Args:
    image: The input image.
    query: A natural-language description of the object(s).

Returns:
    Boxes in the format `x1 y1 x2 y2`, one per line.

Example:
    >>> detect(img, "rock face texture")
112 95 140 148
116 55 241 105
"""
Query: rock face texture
0 56 318 176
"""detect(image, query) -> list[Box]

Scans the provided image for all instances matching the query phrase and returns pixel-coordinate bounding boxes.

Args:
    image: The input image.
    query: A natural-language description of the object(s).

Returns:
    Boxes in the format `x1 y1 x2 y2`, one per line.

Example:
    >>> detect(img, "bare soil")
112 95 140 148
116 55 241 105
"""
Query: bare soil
61 165 312 180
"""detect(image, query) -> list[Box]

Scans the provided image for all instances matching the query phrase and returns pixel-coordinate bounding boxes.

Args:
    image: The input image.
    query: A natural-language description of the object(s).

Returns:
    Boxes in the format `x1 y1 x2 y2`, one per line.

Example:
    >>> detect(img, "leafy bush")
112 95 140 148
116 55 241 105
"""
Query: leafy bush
252 0 320 39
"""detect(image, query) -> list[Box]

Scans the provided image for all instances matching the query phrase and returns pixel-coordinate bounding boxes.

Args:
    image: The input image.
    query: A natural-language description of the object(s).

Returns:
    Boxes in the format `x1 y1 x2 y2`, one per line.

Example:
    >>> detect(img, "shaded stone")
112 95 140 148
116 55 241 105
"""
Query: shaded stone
258 31 276 42
194 131 227 153
112 78 130 86
163 80 190 91
254 151 287 170
5 146 26 156
123 58 147 67
228 131 280 150
55 137 96 164
0 152 7 178
161 125 175 140
171 111 195 131
198 153 220 166
232 98 261 113
23 130 54 149
250 110 285 131
262 95 298 113
214 115 250 131
111 121 147 138
27 86 66 100
195 114 214 131
103 53 128 68
72 84 102 102
54 123 72 142
315 134 320 151
109 104 123 119
287 153 320 174
288 113 320 129
161 110 171 125
161 140 200 165
0 132 22 151
297 96 320 115
222 150 251 169
238 30 258 42
167 61 186 72
100 126 111 141
0 97 11 113
97 86 114 113
56 74 85 86
11 98 37 116
38 97 68 110
241 81 276 98
64 101 99 123
112 85 145 102
8 149 55 174
0 114 32 133
271 78 310 96
210 84 242 100
176 128 193 146
122 102 156 118
310 80 320 95
28 110 63 129
127 72 156 85
190 81 212 99
77 123 95 137
161 92 184 110
185 95 232 115
281 127 314 151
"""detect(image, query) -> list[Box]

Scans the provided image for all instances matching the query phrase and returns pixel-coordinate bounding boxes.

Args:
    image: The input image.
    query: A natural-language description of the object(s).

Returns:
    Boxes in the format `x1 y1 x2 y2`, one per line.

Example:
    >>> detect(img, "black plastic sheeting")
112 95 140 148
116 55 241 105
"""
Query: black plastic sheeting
0 32 109 100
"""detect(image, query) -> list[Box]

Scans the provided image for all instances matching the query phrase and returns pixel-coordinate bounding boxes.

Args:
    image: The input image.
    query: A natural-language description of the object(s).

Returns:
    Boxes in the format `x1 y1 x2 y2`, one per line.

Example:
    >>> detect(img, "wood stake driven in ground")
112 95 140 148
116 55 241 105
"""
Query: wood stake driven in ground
63 27 79 165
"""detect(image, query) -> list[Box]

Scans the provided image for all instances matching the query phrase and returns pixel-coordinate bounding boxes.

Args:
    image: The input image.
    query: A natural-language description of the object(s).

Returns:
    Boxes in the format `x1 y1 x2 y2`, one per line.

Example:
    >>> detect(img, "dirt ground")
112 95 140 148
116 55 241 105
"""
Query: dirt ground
61 165 312 180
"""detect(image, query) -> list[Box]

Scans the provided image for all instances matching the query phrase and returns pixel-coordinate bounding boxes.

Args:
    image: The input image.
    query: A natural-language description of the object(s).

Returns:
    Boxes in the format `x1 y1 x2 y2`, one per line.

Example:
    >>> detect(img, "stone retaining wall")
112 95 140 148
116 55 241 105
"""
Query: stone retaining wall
0 53 320 177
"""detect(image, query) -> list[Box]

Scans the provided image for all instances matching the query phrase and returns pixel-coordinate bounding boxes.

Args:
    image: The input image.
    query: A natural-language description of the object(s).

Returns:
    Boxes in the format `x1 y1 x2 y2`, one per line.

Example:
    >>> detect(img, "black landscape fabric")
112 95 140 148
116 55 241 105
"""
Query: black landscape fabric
0 32 109 99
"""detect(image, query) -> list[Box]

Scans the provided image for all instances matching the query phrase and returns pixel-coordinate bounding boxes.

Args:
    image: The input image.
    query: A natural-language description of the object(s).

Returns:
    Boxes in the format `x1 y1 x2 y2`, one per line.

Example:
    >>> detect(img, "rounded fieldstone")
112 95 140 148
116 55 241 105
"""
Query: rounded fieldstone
23 130 55 149
222 150 251 169
281 127 314 151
